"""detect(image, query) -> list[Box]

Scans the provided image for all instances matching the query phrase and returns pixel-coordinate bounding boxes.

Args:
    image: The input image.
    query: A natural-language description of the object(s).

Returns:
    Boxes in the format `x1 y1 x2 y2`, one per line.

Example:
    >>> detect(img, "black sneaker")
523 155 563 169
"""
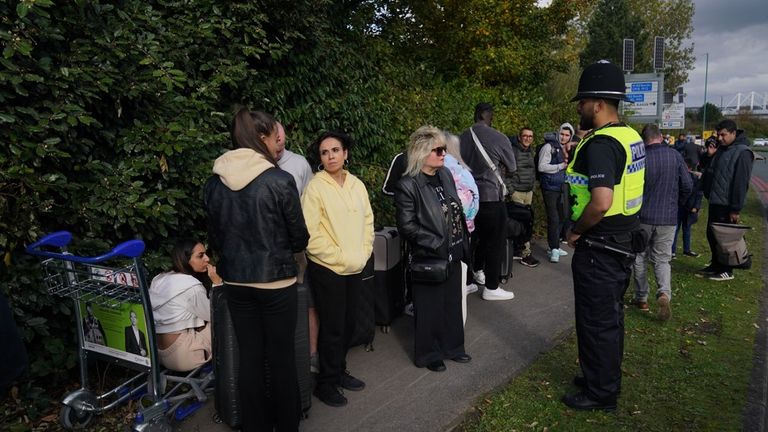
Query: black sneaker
695 264 719 277
314 384 347 407
520 255 540 268
683 251 700 257
340 371 365 391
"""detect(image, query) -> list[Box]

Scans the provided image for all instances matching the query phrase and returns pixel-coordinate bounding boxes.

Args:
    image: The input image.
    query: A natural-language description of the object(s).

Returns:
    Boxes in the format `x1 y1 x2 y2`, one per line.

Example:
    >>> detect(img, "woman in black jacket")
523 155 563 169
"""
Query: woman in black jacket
204 108 309 432
394 126 471 372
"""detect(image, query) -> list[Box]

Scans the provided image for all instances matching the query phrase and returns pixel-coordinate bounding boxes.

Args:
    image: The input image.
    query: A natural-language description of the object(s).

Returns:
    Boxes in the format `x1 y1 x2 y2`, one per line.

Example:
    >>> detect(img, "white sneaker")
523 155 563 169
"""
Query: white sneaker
473 270 486 286
482 287 515 301
547 248 568 257
404 302 415 316
549 249 560 263
465 283 479 294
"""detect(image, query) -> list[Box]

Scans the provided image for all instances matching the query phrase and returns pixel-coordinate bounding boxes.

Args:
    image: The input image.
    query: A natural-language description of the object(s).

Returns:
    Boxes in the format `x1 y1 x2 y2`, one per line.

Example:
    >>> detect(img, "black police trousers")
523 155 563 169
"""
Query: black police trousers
572 241 633 403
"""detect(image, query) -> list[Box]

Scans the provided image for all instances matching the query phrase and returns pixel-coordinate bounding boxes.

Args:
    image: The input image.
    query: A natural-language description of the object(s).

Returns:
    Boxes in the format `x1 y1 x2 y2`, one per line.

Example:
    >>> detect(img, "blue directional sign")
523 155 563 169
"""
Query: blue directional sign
626 93 645 103
631 82 653 92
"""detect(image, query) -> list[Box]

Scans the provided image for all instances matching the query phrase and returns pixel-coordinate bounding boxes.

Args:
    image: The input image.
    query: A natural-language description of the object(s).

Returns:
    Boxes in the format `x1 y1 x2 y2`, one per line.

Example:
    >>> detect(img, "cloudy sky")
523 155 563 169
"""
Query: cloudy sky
686 0 768 109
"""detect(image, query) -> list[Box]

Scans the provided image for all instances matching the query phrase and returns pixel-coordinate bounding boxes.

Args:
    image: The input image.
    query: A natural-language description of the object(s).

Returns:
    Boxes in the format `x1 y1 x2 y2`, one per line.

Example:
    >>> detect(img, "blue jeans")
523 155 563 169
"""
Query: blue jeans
672 207 693 254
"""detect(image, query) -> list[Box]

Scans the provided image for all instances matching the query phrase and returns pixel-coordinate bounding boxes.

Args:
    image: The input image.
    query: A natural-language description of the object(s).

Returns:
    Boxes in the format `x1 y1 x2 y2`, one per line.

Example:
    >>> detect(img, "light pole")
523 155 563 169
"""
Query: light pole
702 52 709 137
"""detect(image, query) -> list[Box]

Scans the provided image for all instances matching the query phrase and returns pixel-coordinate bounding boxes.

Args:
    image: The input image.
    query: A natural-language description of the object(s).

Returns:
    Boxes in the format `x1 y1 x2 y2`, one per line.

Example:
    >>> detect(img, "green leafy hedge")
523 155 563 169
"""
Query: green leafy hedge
1 1 575 418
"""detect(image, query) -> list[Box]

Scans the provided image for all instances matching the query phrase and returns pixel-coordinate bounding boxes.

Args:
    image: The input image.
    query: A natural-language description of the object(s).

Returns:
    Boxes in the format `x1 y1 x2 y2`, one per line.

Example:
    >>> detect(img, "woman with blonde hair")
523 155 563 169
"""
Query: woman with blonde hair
395 126 471 372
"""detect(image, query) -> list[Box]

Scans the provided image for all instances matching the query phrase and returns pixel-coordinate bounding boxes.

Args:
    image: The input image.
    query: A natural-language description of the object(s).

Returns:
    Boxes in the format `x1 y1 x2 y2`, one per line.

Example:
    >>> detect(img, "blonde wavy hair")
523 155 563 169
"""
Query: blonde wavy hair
404 126 446 177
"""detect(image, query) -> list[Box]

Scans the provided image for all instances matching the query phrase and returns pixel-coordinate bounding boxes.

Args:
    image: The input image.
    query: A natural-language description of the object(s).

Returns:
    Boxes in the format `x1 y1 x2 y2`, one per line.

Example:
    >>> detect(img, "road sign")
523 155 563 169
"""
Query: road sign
662 102 685 129
624 80 659 117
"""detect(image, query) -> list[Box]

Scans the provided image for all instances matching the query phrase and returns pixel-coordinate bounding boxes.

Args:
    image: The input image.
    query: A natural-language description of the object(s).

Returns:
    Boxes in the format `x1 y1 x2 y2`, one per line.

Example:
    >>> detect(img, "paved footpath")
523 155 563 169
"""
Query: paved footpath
179 241 575 432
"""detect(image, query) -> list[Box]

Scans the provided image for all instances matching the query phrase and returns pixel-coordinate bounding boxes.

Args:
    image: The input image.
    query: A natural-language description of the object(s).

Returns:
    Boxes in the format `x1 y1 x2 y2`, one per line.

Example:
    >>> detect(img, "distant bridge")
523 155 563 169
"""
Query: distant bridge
720 92 768 117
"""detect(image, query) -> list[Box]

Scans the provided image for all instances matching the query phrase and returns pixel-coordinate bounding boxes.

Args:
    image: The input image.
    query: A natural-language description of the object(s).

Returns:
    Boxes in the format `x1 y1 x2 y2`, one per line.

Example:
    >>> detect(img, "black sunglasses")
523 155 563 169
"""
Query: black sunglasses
431 146 447 156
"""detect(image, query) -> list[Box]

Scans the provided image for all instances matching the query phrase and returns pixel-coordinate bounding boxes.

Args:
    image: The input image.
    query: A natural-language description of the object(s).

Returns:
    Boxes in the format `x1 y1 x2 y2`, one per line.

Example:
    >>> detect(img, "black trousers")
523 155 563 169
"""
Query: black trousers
412 260 465 366
572 243 633 403
542 189 565 250
308 260 361 389
706 204 733 272
471 201 507 289
226 284 299 432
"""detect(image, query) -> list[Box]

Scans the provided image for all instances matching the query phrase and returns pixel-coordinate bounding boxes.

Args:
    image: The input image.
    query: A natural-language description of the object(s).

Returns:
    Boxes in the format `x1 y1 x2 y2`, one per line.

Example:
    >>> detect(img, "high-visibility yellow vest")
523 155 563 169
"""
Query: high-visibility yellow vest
566 124 645 221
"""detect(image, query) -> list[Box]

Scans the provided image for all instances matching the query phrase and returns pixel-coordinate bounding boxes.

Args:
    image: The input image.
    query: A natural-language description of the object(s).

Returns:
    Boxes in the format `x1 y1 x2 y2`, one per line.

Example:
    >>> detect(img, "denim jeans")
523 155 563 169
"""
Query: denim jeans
672 206 694 254
633 224 676 301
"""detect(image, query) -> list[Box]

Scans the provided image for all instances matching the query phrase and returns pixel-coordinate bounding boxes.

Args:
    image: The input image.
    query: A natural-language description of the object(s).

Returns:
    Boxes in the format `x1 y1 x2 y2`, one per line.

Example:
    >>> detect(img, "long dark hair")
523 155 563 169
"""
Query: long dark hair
307 130 355 173
230 108 278 166
170 238 211 288
170 238 199 275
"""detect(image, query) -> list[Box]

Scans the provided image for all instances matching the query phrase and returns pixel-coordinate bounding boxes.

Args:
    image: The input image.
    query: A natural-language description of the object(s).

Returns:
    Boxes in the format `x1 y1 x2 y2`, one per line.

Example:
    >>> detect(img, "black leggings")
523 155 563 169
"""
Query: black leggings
226 284 299 432
542 189 564 250
471 201 507 290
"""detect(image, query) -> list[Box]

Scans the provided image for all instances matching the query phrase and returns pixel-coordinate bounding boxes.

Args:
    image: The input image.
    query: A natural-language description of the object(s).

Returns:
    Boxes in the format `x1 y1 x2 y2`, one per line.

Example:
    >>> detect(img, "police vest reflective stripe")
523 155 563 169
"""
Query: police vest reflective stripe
566 125 645 221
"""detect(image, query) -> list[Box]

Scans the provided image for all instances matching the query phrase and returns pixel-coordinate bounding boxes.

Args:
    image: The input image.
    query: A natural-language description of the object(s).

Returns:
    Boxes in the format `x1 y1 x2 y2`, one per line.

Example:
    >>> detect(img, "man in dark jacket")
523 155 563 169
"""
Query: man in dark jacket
699 119 754 281
631 124 692 321
460 103 517 301
505 127 540 268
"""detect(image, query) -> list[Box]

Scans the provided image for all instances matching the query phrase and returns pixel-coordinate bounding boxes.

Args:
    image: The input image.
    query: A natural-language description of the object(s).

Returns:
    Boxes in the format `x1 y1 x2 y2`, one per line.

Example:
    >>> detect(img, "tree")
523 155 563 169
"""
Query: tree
579 0 647 69
698 102 723 124
580 0 695 91
628 0 695 91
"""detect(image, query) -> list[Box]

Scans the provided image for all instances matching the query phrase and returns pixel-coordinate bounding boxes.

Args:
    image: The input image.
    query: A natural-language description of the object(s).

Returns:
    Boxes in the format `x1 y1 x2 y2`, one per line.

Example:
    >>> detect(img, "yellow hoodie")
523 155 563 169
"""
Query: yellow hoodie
301 170 374 275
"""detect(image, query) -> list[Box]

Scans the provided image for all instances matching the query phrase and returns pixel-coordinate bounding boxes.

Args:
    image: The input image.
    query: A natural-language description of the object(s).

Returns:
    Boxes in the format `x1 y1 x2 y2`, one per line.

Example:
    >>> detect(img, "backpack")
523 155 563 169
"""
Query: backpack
533 132 559 180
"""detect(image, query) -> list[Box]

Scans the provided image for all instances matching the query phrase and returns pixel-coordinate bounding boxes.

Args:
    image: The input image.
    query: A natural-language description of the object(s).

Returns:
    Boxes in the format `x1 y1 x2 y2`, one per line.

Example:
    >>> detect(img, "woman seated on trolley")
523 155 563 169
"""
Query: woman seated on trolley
149 238 222 371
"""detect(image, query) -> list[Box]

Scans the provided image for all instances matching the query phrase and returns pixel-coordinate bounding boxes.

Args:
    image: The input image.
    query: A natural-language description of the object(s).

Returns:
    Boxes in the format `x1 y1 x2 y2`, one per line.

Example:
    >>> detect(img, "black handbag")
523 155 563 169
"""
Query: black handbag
409 257 449 283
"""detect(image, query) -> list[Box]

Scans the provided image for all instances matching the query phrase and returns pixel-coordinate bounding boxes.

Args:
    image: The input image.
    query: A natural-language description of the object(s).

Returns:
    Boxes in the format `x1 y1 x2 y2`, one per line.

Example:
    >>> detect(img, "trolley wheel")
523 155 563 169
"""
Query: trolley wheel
59 405 94 429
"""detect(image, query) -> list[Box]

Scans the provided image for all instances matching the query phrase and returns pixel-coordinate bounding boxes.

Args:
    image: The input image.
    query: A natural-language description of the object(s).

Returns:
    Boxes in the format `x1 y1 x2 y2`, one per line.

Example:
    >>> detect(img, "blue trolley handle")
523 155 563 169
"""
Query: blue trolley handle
26 230 145 263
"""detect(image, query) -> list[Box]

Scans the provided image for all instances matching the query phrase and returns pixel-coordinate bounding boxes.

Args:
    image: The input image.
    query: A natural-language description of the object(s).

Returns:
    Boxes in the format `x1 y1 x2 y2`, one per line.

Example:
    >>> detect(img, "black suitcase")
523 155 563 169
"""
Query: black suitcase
211 284 312 428
374 227 405 329
348 256 375 351
500 238 514 283
295 282 312 415
211 288 241 428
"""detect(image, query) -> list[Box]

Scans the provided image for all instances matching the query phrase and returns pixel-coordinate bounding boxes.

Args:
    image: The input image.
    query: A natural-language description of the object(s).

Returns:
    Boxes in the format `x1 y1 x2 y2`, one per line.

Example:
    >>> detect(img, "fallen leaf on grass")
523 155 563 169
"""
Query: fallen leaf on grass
40 414 57 422
631 410 642 415
697 340 707 346
754 323 760 329
527 421 538 428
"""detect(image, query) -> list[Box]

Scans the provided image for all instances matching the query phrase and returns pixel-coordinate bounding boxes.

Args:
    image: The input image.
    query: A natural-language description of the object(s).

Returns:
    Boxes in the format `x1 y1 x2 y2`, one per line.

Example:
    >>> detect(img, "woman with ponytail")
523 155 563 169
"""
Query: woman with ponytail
204 108 309 431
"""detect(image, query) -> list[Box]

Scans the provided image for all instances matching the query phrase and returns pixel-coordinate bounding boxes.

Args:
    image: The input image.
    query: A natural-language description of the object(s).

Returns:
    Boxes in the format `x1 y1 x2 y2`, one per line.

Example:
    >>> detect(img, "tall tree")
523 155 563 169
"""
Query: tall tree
627 0 695 91
579 0 647 69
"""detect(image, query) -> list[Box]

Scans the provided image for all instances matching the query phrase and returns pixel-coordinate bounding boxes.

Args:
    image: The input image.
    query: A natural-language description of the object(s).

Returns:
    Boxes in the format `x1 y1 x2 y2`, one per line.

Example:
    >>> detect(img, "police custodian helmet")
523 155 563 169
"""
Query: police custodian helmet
570 60 630 102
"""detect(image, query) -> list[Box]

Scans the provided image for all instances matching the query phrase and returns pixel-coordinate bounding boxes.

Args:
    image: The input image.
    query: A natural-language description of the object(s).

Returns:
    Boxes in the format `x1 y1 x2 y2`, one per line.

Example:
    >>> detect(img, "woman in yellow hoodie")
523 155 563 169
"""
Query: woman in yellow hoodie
302 131 374 408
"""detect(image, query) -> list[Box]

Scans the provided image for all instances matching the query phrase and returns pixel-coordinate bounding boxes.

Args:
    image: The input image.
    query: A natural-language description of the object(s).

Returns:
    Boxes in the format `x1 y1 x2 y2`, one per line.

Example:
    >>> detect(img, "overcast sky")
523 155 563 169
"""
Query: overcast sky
686 0 768 109
535 0 768 109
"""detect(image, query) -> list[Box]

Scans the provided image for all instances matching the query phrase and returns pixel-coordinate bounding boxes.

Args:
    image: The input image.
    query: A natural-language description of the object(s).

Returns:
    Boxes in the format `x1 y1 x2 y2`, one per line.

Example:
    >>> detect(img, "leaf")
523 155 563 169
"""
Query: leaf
16 2 29 18
0 113 16 123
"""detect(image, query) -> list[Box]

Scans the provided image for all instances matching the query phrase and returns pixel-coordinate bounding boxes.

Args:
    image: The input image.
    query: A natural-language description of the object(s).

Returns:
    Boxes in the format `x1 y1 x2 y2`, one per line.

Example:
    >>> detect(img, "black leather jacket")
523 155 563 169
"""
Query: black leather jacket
204 168 309 283
394 168 470 262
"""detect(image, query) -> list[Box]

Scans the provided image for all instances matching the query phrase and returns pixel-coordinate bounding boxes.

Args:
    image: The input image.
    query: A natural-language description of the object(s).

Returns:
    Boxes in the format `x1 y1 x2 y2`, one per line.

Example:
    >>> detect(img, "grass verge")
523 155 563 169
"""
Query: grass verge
459 192 764 432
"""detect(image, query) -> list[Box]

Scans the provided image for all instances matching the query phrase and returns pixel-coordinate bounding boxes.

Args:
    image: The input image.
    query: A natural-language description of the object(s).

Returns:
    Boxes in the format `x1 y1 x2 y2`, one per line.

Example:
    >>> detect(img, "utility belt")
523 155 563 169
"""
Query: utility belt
578 230 648 259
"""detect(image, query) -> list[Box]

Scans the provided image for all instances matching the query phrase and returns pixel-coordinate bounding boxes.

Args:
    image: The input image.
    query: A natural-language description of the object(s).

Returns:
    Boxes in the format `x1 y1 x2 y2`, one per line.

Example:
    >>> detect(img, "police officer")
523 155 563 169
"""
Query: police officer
562 61 646 411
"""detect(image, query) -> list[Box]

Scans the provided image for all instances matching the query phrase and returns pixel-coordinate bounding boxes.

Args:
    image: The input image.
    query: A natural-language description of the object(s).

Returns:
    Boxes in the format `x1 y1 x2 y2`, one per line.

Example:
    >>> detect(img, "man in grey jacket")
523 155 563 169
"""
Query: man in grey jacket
699 119 754 281
505 127 540 268
459 103 517 300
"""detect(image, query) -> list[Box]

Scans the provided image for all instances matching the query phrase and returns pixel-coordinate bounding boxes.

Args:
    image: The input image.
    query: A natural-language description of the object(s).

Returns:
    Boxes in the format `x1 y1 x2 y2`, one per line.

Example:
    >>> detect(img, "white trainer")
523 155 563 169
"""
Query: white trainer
465 283 479 294
557 248 568 257
482 287 515 301
549 249 560 263
473 270 486 286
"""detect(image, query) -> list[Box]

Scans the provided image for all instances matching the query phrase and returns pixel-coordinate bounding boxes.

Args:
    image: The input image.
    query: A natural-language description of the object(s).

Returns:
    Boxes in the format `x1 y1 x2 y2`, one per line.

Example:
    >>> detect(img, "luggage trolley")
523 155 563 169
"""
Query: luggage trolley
26 231 213 431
